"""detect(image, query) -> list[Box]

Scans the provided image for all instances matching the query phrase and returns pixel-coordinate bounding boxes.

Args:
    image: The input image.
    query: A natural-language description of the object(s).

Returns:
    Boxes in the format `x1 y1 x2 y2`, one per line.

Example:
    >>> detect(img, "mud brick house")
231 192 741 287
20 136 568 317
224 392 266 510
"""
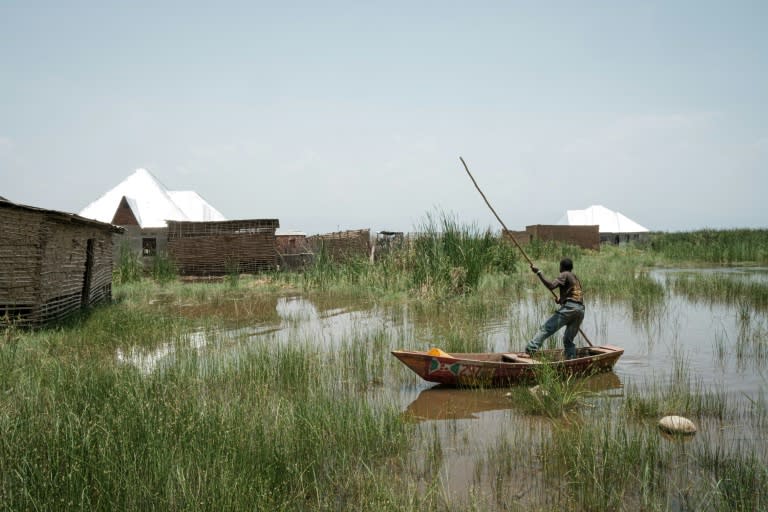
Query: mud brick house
505 224 601 250
505 205 650 250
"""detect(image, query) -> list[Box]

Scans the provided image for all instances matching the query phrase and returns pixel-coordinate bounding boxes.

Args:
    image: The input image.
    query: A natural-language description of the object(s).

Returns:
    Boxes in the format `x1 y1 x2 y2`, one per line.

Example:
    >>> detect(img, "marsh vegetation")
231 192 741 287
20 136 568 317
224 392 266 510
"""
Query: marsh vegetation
2 221 767 510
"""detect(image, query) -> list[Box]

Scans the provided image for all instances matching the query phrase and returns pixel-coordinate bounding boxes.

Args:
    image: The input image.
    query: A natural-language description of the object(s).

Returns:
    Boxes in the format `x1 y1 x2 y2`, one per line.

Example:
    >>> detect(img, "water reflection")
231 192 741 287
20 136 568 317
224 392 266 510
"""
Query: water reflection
116 295 391 374
116 329 208 375
404 372 623 422
404 387 513 421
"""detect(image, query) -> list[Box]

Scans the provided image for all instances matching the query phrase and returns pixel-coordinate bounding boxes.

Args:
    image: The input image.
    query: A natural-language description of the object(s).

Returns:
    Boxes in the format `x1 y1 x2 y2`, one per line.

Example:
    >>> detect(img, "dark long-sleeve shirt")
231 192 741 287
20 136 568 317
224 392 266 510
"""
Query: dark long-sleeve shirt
537 271 583 305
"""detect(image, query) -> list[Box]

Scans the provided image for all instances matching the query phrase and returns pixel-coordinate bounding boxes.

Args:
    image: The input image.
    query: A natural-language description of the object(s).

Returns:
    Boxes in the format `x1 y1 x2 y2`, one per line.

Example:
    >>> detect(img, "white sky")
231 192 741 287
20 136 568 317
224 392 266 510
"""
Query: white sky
1 2 766 234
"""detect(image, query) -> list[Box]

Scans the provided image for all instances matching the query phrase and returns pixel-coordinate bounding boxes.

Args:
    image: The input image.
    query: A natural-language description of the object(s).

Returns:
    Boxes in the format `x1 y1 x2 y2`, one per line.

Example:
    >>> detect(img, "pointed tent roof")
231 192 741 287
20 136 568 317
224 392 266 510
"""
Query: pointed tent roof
557 205 649 233
167 191 225 222
79 169 226 228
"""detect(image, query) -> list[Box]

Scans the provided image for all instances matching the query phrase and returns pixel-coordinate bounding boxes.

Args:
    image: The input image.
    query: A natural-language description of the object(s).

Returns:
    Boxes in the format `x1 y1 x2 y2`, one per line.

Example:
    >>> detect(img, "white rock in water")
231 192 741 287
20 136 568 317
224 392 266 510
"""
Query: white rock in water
658 415 697 435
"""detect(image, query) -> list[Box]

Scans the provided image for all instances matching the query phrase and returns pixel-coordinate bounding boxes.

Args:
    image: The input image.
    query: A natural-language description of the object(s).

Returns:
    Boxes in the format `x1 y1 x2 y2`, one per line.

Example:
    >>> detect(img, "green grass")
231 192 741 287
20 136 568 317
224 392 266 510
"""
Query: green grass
113 242 143 285
273 209 520 300
668 272 768 311
5 224 768 510
695 447 768 511
0 323 415 511
543 416 670 511
647 229 768 264
506 364 596 419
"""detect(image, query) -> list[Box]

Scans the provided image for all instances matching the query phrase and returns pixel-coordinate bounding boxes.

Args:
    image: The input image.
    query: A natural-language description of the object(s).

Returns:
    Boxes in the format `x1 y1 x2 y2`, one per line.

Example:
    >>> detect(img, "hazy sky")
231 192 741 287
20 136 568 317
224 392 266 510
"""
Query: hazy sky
2 1 766 234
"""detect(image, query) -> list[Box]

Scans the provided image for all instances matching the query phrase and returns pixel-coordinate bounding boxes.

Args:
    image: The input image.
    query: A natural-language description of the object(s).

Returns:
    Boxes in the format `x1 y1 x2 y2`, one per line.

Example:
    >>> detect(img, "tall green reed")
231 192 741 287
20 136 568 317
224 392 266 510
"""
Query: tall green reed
648 229 768 264
150 252 178 284
113 242 142 285
277 210 519 300
406 210 517 298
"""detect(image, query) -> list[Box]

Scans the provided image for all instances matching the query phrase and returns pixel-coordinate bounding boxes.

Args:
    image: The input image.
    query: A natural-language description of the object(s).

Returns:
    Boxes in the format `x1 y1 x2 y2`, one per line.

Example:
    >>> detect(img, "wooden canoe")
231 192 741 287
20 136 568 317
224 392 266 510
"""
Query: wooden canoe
392 345 624 387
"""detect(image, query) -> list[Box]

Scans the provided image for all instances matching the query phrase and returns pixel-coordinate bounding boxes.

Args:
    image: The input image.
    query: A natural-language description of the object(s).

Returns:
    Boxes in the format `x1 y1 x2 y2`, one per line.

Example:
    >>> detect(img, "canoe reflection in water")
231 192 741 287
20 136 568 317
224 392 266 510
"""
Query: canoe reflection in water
403 371 622 422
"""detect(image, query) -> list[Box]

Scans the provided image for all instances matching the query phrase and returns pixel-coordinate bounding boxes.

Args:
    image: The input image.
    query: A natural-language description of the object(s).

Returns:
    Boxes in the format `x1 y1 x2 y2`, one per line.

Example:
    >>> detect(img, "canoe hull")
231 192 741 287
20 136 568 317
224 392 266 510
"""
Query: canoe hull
392 345 624 387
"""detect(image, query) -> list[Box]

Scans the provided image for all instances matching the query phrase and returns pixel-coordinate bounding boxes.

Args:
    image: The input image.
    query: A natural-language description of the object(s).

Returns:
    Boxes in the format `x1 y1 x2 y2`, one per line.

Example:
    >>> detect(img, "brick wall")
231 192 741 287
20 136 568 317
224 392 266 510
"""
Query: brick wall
526 225 600 250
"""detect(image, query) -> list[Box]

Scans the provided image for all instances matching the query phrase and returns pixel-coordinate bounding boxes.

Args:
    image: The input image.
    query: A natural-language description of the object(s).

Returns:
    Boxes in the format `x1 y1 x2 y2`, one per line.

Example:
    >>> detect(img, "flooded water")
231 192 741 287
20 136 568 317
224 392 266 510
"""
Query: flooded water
116 266 768 507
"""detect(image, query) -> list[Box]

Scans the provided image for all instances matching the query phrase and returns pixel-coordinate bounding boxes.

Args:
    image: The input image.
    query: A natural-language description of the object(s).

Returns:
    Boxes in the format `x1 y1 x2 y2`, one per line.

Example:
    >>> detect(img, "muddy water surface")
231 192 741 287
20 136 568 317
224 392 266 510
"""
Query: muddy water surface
117 267 768 507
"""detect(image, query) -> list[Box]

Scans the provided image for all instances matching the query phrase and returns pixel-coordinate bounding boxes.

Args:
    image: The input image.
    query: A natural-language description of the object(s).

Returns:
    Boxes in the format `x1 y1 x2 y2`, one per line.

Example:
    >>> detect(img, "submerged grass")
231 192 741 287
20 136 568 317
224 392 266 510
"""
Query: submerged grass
506 364 596 419
542 417 669 511
5 224 768 510
668 272 768 311
0 314 417 511
537 366 765 511
624 380 733 423
695 446 768 511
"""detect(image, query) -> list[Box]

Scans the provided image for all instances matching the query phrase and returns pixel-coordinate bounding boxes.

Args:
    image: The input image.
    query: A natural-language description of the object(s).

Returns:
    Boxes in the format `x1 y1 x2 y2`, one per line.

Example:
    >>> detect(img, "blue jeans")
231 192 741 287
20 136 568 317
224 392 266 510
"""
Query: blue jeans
526 301 585 359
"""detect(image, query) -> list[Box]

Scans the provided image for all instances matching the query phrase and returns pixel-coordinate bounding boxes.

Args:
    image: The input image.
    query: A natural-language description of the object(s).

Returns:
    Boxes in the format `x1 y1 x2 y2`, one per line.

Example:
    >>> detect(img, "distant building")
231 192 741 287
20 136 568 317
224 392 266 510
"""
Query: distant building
558 205 650 244
79 168 226 260
1 198 122 326
307 229 371 262
505 224 601 250
167 219 280 276
275 229 312 270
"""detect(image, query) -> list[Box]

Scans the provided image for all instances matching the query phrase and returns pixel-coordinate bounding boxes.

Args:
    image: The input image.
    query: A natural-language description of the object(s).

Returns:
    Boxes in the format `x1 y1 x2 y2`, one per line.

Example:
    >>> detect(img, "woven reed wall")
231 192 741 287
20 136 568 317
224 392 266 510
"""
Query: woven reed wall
307 229 371 262
275 234 310 255
0 207 45 313
38 220 115 320
167 220 279 275
1 206 116 326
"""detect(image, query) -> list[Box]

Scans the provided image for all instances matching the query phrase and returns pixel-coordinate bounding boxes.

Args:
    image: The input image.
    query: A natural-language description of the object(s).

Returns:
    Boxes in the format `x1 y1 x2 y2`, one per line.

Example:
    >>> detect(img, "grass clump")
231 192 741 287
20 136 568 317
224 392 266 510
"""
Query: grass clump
623 355 733 423
406 210 516 298
113 242 143 285
150 252 177 284
543 418 669 511
507 364 595 419
696 448 768 511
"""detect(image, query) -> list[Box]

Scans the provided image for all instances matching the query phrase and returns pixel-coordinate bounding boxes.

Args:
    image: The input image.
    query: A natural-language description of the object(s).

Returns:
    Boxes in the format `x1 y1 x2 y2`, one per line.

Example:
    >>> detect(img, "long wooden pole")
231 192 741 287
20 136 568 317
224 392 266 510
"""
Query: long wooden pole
459 156 593 347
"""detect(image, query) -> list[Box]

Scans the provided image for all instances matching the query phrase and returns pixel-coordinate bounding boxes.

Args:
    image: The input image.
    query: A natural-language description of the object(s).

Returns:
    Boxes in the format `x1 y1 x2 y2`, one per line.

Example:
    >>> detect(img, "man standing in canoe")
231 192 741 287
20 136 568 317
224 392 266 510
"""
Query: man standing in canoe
525 257 584 360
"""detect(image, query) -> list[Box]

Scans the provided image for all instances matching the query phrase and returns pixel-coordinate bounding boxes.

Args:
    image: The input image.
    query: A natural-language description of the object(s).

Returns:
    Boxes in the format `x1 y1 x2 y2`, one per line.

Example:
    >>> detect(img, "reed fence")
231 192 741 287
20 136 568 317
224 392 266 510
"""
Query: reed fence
167 219 280 275
307 229 371 262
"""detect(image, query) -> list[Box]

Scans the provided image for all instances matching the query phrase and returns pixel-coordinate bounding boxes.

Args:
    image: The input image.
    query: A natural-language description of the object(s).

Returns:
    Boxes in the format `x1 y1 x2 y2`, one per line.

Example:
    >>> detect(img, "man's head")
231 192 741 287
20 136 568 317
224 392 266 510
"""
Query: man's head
560 258 573 272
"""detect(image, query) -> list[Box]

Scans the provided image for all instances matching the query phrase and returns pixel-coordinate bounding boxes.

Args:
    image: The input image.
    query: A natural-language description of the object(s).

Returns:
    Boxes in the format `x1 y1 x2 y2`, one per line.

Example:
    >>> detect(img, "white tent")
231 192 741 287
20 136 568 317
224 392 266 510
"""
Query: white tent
557 205 648 233
79 169 226 228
